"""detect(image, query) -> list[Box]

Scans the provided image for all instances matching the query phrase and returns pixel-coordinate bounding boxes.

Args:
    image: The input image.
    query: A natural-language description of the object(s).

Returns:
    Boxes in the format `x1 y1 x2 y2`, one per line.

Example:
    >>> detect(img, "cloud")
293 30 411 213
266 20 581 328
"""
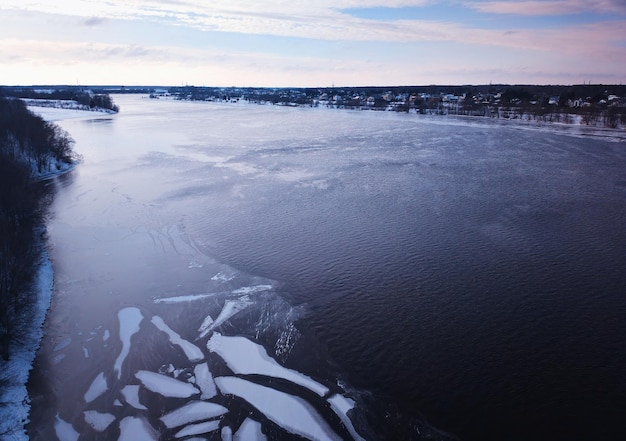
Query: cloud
82 16 106 26
466 0 626 16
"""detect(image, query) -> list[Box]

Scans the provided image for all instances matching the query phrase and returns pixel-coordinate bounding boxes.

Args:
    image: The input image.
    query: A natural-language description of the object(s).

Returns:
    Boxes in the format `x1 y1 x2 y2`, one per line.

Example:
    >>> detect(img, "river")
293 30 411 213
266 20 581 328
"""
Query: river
28 95 626 441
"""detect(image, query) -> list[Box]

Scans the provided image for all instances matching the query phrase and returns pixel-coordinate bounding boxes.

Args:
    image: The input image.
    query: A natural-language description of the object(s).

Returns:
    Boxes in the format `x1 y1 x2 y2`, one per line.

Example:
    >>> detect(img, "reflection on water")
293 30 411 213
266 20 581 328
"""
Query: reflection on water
29 95 626 441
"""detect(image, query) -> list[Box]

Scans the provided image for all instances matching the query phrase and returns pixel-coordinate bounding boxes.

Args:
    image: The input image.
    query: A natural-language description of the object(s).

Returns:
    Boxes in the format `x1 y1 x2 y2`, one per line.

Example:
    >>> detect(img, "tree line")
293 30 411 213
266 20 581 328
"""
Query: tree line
1 87 119 112
0 96 74 360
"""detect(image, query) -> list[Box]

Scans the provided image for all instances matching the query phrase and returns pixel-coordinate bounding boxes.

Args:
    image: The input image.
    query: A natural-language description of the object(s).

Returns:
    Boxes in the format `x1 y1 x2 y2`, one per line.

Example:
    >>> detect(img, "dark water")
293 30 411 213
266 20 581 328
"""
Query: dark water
29 96 626 440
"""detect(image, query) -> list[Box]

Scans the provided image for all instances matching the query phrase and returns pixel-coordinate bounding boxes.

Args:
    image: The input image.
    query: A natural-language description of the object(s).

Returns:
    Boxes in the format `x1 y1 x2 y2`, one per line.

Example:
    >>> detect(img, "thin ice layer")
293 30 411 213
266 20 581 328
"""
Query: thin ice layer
135 370 199 398
205 298 253 334
214 376 341 441
151 315 204 362
84 372 107 403
83 411 116 432
113 307 143 378
118 416 157 441
174 420 221 438
208 333 328 396
327 394 365 441
234 418 267 441
193 362 217 399
160 401 228 428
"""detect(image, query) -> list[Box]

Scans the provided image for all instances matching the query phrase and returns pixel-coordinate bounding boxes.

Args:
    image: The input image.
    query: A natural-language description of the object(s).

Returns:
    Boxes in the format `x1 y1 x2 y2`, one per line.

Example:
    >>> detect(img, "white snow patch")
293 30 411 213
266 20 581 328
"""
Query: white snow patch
84 410 116 432
121 384 147 410
160 401 228 428
135 370 199 398
118 416 158 441
84 371 108 403
174 420 221 438
234 418 267 441
113 307 143 378
54 414 79 441
151 315 204 362
222 426 233 441
208 333 329 396
328 394 365 441
215 376 341 441
193 362 217 399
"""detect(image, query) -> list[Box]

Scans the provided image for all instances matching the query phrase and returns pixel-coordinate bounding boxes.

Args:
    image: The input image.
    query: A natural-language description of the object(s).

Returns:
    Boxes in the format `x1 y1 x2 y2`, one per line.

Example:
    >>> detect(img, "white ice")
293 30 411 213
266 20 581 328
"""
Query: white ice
327 394 365 441
84 410 116 432
215 376 341 441
84 372 108 403
208 333 329 396
174 420 221 438
118 416 158 441
222 426 233 441
232 285 272 295
113 307 143 379
121 384 147 410
151 315 204 362
197 314 214 339
135 370 199 398
204 297 253 334
154 293 216 303
54 414 79 441
159 400 228 428
103 329 110 341
193 362 217 399
234 418 267 441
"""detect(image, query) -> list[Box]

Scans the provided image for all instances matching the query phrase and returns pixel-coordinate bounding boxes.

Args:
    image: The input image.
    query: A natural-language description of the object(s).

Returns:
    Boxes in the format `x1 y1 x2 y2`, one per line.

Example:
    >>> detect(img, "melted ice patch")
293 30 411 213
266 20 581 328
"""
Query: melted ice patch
84 372 108 403
135 370 199 398
215 376 341 441
174 420 221 438
160 401 228 428
234 418 267 441
121 384 147 410
84 410 116 432
151 315 204 362
208 333 329 396
118 416 158 441
113 307 143 378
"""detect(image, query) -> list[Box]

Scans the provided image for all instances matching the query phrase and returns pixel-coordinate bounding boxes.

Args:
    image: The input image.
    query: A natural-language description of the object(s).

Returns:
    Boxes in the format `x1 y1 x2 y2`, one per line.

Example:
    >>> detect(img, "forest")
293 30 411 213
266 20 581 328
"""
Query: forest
0 97 74 360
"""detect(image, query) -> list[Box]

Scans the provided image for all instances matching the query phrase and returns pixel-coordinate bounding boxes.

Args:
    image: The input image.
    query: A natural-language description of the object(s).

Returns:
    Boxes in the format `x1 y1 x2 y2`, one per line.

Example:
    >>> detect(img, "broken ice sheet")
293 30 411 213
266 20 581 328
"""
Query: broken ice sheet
160 401 228 428
193 362 217 399
208 333 329 396
202 297 253 335
118 416 158 441
151 315 204 362
234 418 267 441
135 370 199 398
84 372 107 403
328 394 365 441
84 411 116 432
174 420 221 438
54 414 79 441
121 384 148 410
113 307 143 379
215 376 341 441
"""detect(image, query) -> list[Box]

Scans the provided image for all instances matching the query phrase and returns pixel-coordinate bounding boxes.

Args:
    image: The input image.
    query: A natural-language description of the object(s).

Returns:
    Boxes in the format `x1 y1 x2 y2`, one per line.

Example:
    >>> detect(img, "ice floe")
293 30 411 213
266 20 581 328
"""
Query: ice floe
328 394 365 441
103 329 110 341
53 337 72 352
121 384 147 410
113 307 143 378
151 315 204 362
118 416 158 441
222 426 233 441
54 415 79 441
174 420 221 438
135 370 199 398
215 376 341 441
208 333 329 396
193 362 217 399
154 293 217 304
234 418 267 441
159 401 228 428
84 410 116 432
84 372 108 403
197 314 215 339
205 298 253 333
232 285 273 295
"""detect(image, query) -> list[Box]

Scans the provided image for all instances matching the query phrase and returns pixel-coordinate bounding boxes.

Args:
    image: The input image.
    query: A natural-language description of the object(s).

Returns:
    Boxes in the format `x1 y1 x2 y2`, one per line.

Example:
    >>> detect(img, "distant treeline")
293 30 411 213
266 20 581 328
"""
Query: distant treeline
1 87 119 112
0 97 74 360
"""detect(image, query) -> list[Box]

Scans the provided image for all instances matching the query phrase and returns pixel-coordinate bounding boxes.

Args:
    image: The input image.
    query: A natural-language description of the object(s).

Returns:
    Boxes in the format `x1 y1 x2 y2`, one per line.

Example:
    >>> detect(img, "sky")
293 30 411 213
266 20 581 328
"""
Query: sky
0 0 625 87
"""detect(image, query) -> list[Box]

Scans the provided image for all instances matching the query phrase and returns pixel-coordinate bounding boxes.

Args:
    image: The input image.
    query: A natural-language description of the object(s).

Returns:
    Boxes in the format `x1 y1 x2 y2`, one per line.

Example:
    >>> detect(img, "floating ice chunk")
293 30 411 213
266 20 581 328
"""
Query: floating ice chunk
114 398 123 406
215 377 341 441
232 285 272 295
197 314 214 339
154 293 219 304
103 329 110 341
151 315 204 362
234 418 267 441
206 298 253 333
84 372 107 403
54 414 79 441
135 370 199 398
121 384 147 410
82 346 89 358
113 307 143 378
211 271 235 282
53 337 72 351
160 401 228 428
328 394 365 441
174 420 221 438
208 333 329 396
193 362 217 399
118 416 158 441
84 410 116 432
222 426 233 441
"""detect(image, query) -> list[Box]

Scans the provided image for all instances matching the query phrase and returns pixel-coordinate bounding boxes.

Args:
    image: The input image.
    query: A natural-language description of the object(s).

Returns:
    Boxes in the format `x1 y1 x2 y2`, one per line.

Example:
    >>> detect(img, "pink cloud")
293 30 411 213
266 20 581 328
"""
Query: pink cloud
467 0 626 16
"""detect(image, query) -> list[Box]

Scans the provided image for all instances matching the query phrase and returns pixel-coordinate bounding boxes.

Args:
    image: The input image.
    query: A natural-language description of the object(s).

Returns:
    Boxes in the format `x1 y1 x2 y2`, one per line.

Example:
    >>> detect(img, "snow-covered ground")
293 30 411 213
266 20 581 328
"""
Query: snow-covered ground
21 99 117 116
